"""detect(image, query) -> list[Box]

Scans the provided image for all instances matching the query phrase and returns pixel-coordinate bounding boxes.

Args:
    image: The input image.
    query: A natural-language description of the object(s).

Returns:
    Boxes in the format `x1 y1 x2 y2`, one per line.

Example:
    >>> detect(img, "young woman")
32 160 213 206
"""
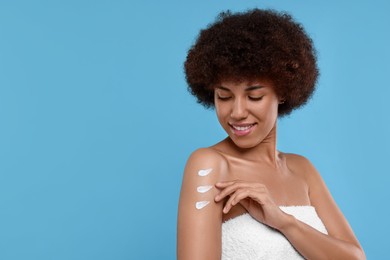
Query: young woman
177 9 365 259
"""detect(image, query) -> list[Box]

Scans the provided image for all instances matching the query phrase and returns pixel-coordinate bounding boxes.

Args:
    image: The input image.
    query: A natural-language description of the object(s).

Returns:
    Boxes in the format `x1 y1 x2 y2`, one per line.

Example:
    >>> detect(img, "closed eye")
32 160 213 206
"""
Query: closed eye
217 96 232 101
248 96 263 101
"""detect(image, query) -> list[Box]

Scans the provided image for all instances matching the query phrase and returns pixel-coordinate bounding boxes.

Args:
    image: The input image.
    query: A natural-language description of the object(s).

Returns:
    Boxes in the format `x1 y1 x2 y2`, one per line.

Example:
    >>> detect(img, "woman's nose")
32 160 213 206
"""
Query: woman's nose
230 98 248 120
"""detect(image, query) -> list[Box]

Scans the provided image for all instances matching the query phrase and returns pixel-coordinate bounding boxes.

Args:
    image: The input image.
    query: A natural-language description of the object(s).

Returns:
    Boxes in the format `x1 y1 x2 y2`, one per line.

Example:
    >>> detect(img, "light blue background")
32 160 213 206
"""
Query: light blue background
0 0 388 259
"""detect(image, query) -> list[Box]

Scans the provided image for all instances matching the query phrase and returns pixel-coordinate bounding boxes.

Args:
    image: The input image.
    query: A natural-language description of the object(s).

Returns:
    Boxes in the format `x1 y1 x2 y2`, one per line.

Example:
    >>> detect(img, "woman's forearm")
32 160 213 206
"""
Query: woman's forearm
279 215 365 260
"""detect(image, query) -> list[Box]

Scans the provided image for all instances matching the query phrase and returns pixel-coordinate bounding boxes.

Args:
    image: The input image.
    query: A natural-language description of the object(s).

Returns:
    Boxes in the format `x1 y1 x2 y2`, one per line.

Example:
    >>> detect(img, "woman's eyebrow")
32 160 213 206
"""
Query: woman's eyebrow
215 86 231 91
216 85 264 91
245 85 264 91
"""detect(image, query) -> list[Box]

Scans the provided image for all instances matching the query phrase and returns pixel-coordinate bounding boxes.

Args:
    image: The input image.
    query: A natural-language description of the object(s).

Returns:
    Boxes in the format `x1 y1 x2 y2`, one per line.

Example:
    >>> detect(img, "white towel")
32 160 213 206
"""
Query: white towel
222 206 328 260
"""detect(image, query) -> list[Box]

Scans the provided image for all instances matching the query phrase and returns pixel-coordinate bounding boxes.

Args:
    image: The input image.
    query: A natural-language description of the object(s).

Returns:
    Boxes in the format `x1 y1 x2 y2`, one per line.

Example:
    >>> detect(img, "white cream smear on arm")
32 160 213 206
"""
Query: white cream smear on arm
195 201 210 209
195 168 214 210
198 168 213 176
197 185 213 193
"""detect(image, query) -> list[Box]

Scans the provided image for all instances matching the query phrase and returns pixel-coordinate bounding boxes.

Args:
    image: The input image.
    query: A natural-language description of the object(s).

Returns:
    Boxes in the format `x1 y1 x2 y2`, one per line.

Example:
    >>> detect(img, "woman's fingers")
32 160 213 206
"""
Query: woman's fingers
222 188 249 213
215 182 249 202
215 181 265 202
215 181 283 229
222 188 264 213
215 181 236 187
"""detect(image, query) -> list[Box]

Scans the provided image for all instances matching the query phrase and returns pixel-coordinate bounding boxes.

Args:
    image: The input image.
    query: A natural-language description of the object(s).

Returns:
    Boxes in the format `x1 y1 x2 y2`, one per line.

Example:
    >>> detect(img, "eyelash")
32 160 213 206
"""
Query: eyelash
217 96 263 101
217 96 231 101
248 96 263 101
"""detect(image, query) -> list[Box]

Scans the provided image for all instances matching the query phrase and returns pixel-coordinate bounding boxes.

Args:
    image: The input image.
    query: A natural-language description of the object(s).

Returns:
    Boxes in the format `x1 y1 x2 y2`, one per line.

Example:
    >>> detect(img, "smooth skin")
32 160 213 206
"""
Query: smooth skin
177 79 365 259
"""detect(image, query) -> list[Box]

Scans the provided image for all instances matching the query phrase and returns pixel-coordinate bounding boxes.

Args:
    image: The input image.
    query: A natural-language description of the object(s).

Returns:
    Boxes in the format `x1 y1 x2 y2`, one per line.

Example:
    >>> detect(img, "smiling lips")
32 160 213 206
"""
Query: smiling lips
229 123 256 136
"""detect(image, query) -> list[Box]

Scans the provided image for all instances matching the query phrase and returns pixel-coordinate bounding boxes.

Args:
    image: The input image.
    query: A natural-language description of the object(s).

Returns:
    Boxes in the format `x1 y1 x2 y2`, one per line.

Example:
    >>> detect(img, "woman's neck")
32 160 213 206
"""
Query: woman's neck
220 124 281 168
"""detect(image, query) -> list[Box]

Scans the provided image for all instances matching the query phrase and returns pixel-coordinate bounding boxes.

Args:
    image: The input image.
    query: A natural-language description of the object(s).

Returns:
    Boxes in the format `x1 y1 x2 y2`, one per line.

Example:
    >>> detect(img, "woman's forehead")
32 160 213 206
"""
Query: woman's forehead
216 78 274 90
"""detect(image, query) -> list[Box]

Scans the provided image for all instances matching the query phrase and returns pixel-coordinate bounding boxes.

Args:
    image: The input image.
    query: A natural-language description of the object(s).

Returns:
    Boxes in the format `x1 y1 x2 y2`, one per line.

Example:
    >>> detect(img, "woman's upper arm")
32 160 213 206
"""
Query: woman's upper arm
177 148 227 260
301 156 363 250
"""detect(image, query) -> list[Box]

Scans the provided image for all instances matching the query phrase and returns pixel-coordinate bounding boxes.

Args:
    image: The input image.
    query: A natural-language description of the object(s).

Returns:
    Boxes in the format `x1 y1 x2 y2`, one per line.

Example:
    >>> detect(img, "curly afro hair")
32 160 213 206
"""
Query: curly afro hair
184 9 319 116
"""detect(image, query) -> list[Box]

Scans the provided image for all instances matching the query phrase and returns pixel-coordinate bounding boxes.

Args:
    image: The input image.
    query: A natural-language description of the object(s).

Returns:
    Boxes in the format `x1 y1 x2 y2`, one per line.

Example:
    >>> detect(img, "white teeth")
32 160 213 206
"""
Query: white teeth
232 124 253 131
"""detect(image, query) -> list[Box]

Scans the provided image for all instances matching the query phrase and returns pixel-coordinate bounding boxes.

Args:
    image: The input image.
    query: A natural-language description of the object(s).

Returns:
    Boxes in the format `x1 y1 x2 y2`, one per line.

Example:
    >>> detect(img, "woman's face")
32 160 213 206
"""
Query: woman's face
214 79 280 149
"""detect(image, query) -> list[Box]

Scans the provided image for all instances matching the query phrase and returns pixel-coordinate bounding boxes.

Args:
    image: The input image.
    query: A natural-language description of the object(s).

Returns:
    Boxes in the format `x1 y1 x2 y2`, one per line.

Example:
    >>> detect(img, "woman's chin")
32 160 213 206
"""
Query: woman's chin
229 136 259 149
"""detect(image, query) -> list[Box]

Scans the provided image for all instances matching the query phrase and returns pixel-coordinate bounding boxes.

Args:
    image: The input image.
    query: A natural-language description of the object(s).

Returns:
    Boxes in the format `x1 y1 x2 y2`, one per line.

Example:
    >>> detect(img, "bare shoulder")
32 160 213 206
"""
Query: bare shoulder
179 147 229 206
187 147 228 167
283 152 318 180
184 147 229 179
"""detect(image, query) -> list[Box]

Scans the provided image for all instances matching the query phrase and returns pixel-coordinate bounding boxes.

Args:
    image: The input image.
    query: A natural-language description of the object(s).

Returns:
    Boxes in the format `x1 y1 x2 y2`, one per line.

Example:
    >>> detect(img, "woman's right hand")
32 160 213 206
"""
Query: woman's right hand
214 180 292 231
